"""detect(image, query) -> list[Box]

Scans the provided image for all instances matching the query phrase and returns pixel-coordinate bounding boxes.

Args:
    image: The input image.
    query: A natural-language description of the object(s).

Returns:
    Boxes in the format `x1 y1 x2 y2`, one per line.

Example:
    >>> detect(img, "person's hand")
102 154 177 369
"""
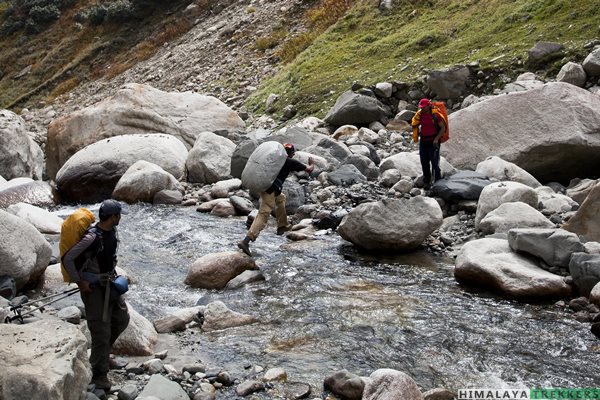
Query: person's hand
433 138 439 145
78 280 92 294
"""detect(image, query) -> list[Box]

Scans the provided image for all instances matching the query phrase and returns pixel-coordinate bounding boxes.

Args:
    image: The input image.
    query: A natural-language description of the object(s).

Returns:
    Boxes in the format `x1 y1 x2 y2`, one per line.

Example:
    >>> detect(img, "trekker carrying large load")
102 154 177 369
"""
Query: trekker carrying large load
238 143 314 257
411 98 448 189
62 199 130 391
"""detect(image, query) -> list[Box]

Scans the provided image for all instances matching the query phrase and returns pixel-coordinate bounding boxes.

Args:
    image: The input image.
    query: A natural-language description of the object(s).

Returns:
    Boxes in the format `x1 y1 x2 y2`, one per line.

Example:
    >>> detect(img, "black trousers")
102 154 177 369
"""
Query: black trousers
419 141 441 184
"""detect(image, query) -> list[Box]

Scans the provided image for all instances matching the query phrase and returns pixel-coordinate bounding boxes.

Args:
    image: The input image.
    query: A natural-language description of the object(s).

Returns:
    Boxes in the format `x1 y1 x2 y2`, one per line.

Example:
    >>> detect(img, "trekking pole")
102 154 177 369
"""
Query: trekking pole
5 287 80 324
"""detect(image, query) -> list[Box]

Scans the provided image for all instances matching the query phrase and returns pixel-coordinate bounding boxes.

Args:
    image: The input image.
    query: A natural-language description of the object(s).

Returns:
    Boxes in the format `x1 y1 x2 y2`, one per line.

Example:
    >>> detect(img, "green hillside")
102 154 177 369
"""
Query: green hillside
246 0 600 118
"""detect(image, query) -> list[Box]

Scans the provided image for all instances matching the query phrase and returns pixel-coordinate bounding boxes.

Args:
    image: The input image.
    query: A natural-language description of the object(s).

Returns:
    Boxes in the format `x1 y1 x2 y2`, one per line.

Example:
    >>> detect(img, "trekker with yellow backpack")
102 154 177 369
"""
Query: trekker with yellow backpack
60 199 130 391
411 98 449 189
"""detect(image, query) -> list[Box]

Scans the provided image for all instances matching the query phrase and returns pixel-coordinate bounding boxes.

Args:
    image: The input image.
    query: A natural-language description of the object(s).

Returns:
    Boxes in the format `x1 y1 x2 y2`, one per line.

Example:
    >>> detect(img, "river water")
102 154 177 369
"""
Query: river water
53 203 600 396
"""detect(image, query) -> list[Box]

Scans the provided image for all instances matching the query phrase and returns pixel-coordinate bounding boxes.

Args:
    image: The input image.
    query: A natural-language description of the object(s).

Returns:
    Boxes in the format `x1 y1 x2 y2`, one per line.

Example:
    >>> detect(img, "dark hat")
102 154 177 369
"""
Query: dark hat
99 199 127 217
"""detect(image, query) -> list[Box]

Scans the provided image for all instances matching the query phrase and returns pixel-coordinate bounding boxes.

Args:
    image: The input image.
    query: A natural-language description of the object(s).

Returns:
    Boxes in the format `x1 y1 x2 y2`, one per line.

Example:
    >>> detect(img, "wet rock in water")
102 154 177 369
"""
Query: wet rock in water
423 388 456 400
225 270 265 290
284 381 312 399
264 367 287 382
153 189 184 205
236 380 265 396
363 368 423 400
230 195 255 215
185 251 257 289
201 301 258 332
324 369 365 400
455 238 572 300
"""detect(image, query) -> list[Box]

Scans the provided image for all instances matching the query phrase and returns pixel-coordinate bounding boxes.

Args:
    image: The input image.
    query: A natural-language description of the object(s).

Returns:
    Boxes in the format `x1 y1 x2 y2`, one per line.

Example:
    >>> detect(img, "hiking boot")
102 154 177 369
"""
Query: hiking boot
91 374 112 391
276 224 292 235
237 240 252 257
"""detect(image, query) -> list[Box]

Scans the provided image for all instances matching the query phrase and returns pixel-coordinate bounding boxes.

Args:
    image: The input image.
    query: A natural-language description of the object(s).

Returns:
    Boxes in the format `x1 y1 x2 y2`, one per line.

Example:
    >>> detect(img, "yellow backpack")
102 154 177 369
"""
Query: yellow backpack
59 208 95 283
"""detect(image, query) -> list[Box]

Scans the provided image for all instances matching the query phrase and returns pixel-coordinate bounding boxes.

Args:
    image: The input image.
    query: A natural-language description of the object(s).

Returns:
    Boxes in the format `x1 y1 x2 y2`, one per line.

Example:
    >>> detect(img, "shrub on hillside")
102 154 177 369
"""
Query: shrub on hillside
105 0 134 23
1 0 74 36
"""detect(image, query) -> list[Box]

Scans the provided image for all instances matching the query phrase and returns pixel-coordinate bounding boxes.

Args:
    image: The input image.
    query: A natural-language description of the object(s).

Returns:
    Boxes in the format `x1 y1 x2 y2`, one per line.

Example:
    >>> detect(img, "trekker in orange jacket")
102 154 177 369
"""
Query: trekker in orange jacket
411 98 447 188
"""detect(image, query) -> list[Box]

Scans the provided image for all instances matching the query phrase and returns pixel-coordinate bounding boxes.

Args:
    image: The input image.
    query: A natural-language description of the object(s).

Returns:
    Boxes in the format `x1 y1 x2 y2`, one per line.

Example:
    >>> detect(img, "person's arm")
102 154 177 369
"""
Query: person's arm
305 157 314 173
433 119 446 145
411 111 421 143
62 232 97 293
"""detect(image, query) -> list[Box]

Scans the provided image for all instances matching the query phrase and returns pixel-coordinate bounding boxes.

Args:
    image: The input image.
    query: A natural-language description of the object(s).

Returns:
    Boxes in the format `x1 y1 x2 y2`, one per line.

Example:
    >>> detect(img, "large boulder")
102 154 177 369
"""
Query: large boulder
563 181 600 242
0 210 52 290
569 253 600 297
344 154 380 180
478 202 554 234
0 319 90 400
55 134 187 203
508 228 585 268
556 62 586 87
475 181 538 228
0 110 42 180
0 181 60 208
46 83 245 179
186 131 236 184
475 156 541 188
185 251 257 289
113 160 182 204
6 203 64 234
337 196 442 251
566 179 598 205
231 139 260 179
363 369 423 400
426 65 471 99
430 170 492 201
455 238 572 299
112 305 158 356
443 83 600 183
582 47 600 77
324 91 388 127
379 151 455 178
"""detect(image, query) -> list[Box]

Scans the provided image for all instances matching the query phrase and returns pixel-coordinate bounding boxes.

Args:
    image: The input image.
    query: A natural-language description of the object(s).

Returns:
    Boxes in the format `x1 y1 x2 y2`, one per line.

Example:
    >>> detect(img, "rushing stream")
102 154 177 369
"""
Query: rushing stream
49 203 600 396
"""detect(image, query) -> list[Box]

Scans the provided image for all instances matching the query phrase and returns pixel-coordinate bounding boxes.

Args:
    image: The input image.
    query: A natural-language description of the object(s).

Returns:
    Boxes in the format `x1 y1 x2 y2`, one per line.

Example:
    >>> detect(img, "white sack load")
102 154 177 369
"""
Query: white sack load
241 141 287 193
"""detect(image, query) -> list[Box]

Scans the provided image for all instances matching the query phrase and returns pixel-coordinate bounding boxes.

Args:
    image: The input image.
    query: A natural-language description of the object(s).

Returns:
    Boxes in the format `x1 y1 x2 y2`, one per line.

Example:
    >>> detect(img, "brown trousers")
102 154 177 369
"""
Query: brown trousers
247 191 288 241
81 285 129 377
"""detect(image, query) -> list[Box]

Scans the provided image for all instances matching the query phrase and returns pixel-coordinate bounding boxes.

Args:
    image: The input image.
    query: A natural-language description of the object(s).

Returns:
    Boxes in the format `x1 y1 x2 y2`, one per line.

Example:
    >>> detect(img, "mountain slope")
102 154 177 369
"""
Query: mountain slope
247 0 600 117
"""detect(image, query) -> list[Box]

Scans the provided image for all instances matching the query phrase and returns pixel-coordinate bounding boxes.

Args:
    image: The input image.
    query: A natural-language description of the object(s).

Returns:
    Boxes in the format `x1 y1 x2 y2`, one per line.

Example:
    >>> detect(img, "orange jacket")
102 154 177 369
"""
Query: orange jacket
411 107 447 143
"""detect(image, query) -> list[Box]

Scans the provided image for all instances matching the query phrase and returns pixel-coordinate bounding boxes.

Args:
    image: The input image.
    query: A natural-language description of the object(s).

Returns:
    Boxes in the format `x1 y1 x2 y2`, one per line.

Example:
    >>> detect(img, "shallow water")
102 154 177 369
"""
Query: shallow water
51 203 600 395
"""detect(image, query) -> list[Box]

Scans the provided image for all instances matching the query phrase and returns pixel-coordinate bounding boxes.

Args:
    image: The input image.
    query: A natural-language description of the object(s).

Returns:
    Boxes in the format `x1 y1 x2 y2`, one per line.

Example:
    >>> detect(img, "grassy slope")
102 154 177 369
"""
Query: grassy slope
246 0 600 118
